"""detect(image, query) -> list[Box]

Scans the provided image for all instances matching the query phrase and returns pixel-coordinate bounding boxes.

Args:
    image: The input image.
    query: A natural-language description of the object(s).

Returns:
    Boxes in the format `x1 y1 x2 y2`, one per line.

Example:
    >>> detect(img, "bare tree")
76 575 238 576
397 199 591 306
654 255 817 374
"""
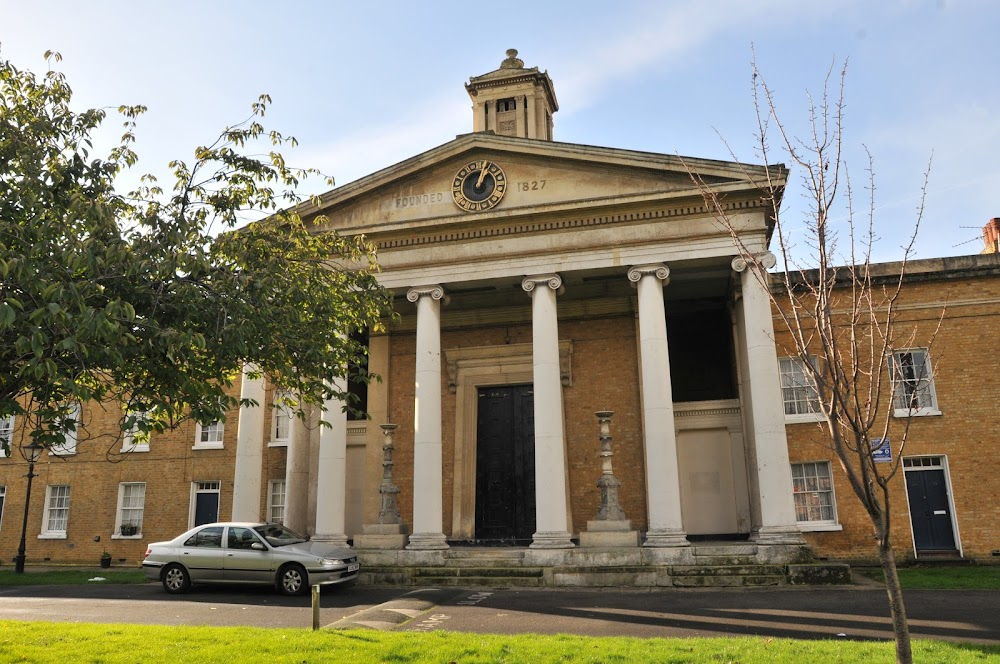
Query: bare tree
692 55 937 664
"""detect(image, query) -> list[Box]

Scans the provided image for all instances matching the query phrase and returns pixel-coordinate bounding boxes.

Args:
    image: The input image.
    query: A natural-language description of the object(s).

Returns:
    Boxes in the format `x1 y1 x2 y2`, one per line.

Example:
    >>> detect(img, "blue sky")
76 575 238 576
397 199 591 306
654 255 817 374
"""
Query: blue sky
3 0 998 262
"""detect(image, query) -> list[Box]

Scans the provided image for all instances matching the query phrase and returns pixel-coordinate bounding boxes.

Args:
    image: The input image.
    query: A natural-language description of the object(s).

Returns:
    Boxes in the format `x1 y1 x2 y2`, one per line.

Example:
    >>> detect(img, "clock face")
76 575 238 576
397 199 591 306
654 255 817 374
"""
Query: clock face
452 160 507 212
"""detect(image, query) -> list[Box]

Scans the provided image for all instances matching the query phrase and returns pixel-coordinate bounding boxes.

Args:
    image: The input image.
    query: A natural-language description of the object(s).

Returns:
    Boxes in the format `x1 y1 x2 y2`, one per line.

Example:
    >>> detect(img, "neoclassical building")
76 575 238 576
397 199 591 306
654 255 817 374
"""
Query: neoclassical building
3 51 996 578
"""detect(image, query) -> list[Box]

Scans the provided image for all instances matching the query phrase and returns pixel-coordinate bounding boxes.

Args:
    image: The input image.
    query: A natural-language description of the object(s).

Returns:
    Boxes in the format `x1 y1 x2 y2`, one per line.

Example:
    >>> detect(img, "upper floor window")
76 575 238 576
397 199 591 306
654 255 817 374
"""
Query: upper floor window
41 484 71 538
778 357 822 422
888 349 940 417
496 98 516 112
0 484 6 530
194 420 225 449
0 415 13 458
122 411 152 453
49 403 80 456
271 393 291 446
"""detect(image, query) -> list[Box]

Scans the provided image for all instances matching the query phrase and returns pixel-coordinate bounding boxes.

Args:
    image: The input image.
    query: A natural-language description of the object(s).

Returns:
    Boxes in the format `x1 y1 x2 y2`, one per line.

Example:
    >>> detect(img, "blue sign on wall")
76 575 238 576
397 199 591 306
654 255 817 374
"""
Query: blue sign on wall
871 438 892 463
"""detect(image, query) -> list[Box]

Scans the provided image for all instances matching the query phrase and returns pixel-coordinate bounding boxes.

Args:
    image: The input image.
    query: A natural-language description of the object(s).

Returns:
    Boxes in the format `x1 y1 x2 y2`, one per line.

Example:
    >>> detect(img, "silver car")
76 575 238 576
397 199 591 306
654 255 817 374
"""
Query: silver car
142 522 360 595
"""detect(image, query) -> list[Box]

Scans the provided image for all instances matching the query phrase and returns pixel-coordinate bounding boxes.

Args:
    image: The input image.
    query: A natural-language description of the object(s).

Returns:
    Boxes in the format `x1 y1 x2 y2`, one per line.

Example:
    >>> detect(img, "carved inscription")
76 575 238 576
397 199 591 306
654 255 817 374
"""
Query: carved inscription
515 180 547 192
395 192 446 209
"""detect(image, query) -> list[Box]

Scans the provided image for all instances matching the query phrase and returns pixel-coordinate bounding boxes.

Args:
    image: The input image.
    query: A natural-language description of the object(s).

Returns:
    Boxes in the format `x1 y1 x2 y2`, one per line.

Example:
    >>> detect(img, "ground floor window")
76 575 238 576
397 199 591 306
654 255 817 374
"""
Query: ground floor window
791 462 837 527
0 415 13 457
41 485 71 538
0 485 5 529
268 480 286 524
116 482 145 537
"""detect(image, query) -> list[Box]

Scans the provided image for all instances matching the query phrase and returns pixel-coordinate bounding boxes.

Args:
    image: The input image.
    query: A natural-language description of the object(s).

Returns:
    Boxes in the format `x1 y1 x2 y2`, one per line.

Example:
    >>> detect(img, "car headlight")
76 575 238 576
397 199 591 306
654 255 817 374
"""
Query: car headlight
318 558 344 566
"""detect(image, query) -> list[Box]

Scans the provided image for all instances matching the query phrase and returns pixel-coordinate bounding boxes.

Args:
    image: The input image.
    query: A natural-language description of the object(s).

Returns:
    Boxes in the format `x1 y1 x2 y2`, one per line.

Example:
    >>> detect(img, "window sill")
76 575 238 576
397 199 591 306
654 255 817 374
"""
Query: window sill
112 534 143 540
785 413 825 424
192 443 224 451
122 446 150 453
48 451 77 457
38 532 67 540
268 440 289 448
893 408 942 418
797 523 843 532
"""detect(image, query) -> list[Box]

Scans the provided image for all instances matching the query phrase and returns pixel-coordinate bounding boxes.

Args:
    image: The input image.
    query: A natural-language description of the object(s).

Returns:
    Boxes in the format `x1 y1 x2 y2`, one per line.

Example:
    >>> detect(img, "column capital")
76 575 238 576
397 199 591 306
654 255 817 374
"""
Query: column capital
627 264 670 284
406 284 445 303
731 252 777 272
521 273 562 293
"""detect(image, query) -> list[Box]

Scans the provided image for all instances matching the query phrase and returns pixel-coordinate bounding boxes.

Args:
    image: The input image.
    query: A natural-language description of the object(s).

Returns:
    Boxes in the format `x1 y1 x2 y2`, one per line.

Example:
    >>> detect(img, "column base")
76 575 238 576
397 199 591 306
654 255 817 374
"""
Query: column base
751 525 806 545
642 528 690 548
405 532 450 550
529 531 576 549
311 533 351 548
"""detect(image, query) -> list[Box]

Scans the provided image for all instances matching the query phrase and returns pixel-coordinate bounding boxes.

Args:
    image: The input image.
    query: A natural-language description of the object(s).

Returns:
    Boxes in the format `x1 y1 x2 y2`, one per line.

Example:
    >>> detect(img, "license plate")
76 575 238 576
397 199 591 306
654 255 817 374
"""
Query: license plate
347 563 360 573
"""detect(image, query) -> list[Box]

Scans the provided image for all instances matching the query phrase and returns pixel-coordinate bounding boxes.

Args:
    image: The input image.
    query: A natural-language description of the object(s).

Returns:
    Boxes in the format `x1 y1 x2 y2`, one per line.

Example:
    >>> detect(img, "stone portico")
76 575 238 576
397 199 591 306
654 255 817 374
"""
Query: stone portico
229 51 816 582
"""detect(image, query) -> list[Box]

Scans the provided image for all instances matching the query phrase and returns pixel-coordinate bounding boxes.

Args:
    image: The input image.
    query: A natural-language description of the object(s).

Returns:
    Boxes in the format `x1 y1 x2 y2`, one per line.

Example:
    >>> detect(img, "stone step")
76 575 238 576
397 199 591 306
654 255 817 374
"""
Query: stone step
672 574 784 588
670 564 786 577
413 575 546 588
684 556 762 566
413 566 544 579
444 551 528 567
446 549 526 560
691 544 759 557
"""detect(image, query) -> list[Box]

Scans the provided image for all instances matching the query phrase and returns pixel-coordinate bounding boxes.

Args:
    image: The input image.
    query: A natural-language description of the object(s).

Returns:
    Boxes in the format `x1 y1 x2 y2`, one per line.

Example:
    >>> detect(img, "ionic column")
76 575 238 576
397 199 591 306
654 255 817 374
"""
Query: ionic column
732 253 803 544
627 265 689 547
282 402 309 533
405 285 449 550
522 274 574 549
313 380 349 546
232 363 265 522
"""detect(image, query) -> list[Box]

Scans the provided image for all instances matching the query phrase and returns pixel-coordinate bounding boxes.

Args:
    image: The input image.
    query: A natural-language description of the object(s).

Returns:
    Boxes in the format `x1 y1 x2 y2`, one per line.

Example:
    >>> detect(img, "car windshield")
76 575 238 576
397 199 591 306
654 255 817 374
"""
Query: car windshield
254 524 309 547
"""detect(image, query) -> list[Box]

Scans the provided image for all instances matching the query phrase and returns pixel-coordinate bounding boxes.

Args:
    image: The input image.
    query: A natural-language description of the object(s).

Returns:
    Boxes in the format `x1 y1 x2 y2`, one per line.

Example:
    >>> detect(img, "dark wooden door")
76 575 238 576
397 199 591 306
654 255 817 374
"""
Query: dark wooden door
905 469 957 551
475 385 535 544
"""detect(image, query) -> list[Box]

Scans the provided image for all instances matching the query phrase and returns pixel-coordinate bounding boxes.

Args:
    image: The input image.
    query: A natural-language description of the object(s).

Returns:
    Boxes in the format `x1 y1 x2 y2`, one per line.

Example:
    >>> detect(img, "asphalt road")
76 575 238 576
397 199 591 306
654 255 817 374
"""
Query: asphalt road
0 581 997 645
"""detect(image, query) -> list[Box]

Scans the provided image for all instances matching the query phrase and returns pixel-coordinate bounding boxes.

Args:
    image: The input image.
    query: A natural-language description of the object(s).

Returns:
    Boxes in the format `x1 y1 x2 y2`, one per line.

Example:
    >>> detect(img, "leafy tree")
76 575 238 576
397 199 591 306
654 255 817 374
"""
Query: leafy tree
0 50 392 457
695 56 935 664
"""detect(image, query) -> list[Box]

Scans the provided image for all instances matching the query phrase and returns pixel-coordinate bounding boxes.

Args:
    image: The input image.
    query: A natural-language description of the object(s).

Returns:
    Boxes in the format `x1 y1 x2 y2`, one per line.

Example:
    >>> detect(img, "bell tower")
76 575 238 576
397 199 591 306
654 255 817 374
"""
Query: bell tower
466 49 559 141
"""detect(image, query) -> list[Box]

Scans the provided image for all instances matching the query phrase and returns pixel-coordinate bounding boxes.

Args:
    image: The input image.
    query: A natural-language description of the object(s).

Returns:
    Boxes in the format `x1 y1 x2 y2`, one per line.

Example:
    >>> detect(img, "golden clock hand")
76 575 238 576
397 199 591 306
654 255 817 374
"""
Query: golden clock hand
475 164 489 189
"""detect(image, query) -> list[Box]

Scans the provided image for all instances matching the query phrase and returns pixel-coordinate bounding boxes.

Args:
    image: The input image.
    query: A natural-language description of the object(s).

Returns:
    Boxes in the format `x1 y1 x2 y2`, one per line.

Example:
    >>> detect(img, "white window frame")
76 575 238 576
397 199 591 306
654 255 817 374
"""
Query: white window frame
40 484 71 539
270 393 292 447
122 411 151 453
113 482 146 539
791 461 842 532
267 479 286 524
778 356 824 423
0 415 13 458
0 484 6 530
49 403 80 456
889 348 941 418
193 420 225 450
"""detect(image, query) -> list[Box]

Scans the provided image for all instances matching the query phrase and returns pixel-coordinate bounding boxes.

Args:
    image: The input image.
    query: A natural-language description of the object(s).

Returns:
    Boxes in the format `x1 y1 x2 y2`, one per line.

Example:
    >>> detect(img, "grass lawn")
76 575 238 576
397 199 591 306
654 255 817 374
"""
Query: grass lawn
0 621 997 663
0 569 148 586
860 566 1000 590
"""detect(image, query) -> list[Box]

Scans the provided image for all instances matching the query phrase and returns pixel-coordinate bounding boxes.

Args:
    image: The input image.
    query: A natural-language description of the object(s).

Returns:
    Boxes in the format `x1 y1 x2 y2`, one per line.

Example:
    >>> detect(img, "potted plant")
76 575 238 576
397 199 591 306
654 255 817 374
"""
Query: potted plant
119 523 139 537
100 551 112 569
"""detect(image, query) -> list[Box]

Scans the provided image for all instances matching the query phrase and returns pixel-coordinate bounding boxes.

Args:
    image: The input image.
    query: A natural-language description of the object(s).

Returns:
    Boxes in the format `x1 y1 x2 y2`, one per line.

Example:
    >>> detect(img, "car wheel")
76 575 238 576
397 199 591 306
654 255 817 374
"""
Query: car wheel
162 564 191 594
277 563 308 596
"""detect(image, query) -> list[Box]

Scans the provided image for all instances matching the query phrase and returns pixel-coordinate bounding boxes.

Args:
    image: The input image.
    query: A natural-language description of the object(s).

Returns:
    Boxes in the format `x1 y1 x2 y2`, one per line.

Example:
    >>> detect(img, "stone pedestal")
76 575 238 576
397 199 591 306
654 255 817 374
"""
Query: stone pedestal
580 411 640 547
579 519 641 547
355 523 410 549
355 423 410 549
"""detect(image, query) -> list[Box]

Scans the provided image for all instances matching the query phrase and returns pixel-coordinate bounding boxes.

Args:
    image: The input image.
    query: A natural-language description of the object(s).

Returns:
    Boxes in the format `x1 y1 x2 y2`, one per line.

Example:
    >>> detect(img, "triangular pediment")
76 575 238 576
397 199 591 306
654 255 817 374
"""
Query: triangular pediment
302 133 779 237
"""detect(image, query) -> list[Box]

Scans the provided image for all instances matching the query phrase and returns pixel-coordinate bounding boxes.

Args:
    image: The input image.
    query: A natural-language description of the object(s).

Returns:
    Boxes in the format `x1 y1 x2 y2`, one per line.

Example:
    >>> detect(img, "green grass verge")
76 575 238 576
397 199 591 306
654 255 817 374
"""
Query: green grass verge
0 569 148 586
0 621 997 663
859 566 1000 590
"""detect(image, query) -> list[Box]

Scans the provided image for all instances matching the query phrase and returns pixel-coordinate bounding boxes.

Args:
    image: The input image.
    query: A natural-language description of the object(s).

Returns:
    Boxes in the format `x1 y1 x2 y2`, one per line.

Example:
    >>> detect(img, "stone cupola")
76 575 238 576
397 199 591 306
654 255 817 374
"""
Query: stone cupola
466 49 558 141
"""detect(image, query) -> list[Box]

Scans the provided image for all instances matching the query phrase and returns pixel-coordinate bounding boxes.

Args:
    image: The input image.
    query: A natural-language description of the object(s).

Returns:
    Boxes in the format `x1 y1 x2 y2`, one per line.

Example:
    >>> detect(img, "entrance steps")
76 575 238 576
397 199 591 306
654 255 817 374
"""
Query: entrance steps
355 542 851 588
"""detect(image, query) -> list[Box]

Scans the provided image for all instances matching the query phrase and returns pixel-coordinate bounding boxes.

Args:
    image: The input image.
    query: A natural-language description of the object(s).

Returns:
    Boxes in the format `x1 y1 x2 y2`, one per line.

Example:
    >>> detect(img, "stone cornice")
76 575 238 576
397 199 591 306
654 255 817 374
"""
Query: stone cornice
375 196 766 253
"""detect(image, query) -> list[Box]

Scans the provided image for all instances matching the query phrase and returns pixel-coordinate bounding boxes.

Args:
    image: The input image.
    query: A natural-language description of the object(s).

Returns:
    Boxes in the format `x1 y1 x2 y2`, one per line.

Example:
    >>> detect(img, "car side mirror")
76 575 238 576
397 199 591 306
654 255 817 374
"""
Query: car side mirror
251 542 266 551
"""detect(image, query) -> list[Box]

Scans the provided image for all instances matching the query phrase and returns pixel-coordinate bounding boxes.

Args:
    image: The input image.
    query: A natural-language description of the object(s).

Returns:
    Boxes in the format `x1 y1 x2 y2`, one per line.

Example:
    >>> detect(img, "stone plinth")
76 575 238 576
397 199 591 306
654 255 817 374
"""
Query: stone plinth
354 523 409 550
579 519 641 547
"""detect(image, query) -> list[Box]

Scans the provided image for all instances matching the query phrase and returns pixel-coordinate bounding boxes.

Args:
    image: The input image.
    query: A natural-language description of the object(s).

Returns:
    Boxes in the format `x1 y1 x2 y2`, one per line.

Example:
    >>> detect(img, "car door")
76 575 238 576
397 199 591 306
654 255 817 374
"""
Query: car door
223 526 275 583
179 526 226 582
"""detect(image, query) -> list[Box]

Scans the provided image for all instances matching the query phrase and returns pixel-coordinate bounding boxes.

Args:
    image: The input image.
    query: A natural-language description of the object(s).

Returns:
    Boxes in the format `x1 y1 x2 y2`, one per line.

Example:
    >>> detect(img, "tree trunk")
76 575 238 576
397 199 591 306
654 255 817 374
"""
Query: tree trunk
879 541 912 664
